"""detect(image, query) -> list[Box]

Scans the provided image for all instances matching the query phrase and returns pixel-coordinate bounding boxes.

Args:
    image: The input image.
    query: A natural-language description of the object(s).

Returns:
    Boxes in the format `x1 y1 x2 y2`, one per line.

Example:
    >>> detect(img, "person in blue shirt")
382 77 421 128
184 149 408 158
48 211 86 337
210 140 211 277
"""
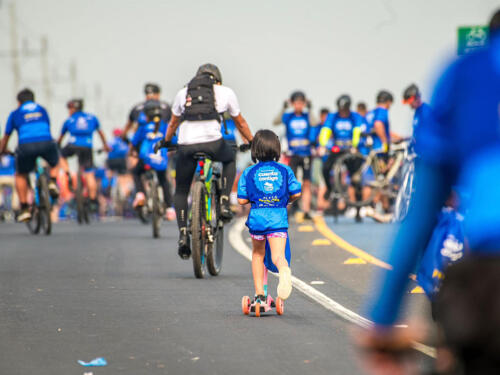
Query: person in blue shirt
221 112 237 145
107 128 129 175
365 90 394 153
311 108 330 211
130 100 174 220
0 153 19 214
360 10 500 374
57 99 109 209
318 94 366 221
273 91 316 220
0 88 60 222
238 129 301 305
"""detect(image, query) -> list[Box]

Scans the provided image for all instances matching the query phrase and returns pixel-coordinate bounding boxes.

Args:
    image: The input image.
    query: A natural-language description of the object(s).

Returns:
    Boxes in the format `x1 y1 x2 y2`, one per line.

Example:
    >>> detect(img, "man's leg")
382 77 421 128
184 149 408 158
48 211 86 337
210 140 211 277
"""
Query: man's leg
84 171 98 200
131 160 146 207
322 153 336 199
302 157 312 216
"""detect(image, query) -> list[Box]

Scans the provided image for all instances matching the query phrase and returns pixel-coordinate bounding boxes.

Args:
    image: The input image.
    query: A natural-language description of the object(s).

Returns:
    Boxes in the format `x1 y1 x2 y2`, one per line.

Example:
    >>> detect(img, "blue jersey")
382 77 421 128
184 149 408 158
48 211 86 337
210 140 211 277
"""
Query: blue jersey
237 161 301 235
222 118 237 142
369 36 500 326
131 121 168 171
366 107 390 150
5 101 52 144
61 112 100 148
107 136 129 160
322 112 365 149
411 102 436 155
0 155 15 176
281 111 313 156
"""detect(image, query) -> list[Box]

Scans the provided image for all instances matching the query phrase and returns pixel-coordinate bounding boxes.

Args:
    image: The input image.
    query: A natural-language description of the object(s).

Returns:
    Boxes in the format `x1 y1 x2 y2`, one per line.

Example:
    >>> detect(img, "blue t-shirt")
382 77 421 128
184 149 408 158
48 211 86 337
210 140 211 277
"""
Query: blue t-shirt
281 111 314 156
366 107 390 150
411 102 437 155
131 120 168 171
5 101 52 144
61 111 100 148
237 161 301 235
222 118 237 142
107 136 129 160
0 155 15 176
322 112 366 149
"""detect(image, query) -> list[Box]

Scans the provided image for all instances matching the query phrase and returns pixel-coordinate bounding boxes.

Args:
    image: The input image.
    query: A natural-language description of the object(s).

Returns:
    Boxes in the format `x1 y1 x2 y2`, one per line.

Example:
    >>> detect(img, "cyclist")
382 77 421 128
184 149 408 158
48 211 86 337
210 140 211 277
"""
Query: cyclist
156 63 253 259
360 9 500 373
356 102 368 119
0 88 60 222
130 100 175 220
107 128 132 207
123 83 171 139
318 94 366 221
273 91 316 219
365 90 394 153
57 99 110 211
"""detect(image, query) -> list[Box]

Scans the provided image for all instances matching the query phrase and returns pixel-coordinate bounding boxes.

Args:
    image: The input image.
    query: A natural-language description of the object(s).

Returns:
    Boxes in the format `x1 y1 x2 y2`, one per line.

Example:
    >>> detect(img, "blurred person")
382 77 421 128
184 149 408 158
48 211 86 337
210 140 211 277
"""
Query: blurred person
57 99 110 211
156 63 253 259
356 102 368 118
273 91 316 219
311 108 330 211
0 153 19 213
107 128 132 201
359 8 500 374
0 88 60 222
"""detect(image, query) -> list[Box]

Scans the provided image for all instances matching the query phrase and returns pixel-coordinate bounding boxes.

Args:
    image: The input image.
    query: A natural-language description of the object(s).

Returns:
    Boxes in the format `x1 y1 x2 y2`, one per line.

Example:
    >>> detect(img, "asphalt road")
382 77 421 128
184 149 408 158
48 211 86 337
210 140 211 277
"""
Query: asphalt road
0 218 432 375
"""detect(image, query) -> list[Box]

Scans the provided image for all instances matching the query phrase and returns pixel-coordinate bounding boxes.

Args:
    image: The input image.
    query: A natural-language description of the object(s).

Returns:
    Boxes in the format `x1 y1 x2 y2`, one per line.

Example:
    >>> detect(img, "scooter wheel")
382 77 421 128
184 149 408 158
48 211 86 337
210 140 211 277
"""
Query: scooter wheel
276 297 284 315
242 296 250 315
255 302 261 317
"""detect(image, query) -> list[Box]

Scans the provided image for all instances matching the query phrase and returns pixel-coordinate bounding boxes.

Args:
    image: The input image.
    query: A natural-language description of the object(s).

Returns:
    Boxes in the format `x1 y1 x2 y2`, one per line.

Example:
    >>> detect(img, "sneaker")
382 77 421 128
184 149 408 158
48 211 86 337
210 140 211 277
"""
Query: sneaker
219 195 233 222
178 228 191 260
345 207 357 218
277 266 292 300
133 192 146 208
303 212 313 221
165 207 176 221
323 188 332 201
48 179 59 199
16 207 31 222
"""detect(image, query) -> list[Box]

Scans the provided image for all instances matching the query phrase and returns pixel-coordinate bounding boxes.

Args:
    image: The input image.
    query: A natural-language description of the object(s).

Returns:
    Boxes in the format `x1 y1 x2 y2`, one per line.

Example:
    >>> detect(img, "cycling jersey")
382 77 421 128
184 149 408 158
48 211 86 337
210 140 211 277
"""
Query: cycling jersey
281 111 314 156
128 100 171 127
411 102 436 154
5 101 52 144
61 111 100 148
0 155 15 176
369 35 500 326
320 112 365 149
222 118 237 142
107 136 129 160
237 161 301 235
366 107 390 150
131 120 168 171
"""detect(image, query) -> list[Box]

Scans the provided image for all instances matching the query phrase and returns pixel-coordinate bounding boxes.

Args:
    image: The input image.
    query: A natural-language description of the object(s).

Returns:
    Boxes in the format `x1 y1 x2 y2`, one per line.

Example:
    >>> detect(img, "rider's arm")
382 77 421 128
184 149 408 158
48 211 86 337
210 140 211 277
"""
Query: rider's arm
0 134 10 154
273 108 286 126
97 129 110 152
289 192 301 203
165 114 181 142
373 120 388 150
232 114 253 142
1 112 16 153
318 114 334 148
58 119 69 146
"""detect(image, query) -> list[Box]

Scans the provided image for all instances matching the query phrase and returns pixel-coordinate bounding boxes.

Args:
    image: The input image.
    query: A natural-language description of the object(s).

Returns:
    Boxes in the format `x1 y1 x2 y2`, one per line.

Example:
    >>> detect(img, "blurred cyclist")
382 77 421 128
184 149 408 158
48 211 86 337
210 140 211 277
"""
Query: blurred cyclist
58 99 110 211
107 128 132 205
365 90 394 153
0 88 60 222
356 102 368 118
311 108 330 211
273 91 316 219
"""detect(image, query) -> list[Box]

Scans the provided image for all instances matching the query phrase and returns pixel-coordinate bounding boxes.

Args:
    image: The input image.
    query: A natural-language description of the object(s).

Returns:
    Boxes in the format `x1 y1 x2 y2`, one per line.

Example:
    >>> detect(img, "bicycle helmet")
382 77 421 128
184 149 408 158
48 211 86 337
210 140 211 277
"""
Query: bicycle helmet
376 90 394 104
67 98 84 111
144 100 162 121
144 83 160 95
336 94 352 110
290 90 306 102
402 84 420 104
196 63 222 84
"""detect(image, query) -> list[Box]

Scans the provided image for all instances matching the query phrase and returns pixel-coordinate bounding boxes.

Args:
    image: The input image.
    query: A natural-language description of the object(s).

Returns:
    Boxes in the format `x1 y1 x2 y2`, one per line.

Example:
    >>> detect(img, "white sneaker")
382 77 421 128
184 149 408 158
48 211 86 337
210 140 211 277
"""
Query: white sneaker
277 266 292 300
345 207 357 218
17 209 31 222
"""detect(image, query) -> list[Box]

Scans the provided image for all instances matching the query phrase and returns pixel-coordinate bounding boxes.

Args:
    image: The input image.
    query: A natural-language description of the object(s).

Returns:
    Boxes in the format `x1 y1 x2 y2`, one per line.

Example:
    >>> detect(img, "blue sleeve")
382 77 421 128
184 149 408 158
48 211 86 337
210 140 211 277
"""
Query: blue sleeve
41 107 50 127
61 119 69 135
131 127 142 147
322 113 334 130
286 166 301 195
5 112 15 135
237 169 249 199
93 115 101 131
281 112 292 125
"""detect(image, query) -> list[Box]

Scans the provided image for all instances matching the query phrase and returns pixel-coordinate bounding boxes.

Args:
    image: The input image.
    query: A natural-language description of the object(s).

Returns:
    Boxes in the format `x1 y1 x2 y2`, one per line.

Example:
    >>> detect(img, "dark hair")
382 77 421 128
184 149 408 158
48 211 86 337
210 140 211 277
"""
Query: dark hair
67 98 84 111
290 91 306 102
356 102 367 112
17 88 35 104
320 107 330 116
144 83 161 95
435 256 500 374
376 90 394 104
251 129 281 163
489 9 500 38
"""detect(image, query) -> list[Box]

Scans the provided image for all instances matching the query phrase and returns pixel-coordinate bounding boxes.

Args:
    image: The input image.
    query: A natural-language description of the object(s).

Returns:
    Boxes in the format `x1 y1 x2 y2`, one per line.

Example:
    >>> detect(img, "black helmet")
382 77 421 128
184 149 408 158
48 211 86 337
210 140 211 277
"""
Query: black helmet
17 88 35 104
144 100 162 121
144 83 161 95
376 90 394 104
403 84 420 103
336 94 352 110
290 90 306 102
67 98 84 111
196 63 222 83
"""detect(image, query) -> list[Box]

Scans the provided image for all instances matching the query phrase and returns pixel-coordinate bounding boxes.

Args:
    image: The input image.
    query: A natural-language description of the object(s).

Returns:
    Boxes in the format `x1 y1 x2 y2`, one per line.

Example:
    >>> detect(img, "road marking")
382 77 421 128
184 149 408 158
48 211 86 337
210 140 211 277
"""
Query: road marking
313 216 392 270
310 280 325 285
312 238 332 246
343 257 367 265
298 225 314 232
411 286 425 294
229 217 436 359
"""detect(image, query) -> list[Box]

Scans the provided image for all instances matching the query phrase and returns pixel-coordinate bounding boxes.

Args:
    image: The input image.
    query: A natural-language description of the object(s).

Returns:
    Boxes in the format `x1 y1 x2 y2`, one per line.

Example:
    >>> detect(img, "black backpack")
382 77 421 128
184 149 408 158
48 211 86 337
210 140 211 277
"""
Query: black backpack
183 74 221 122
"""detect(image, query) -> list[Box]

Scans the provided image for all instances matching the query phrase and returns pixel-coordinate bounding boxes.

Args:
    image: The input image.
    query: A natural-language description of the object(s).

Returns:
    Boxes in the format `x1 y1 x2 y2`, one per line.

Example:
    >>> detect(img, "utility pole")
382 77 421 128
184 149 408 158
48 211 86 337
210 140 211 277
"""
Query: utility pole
40 36 52 110
9 2 21 92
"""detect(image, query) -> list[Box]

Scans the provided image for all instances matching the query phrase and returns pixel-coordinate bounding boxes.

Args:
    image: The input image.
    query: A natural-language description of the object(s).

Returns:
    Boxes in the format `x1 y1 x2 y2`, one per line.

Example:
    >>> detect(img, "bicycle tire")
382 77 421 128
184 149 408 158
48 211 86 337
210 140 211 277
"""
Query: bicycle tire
191 181 206 279
38 174 52 235
76 173 85 225
26 204 41 234
151 179 161 238
333 152 376 207
207 190 223 276
393 161 415 222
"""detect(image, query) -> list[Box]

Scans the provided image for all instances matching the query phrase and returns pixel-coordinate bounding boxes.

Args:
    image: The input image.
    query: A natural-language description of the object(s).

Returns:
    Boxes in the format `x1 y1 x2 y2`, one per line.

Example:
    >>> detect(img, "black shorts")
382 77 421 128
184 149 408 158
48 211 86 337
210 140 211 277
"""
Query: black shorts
61 145 93 171
107 158 127 175
289 155 311 181
16 140 59 174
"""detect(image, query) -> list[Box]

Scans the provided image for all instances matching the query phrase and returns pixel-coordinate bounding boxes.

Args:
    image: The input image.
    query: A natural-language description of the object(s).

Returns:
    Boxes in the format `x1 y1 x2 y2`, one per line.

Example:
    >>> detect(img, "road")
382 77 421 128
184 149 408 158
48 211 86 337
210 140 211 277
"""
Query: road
0 217 433 374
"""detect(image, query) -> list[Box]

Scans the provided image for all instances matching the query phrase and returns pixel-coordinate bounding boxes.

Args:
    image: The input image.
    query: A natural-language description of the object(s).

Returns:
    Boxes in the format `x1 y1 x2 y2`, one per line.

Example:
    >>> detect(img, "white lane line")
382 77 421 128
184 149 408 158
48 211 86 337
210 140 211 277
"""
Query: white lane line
310 281 325 285
229 217 436 358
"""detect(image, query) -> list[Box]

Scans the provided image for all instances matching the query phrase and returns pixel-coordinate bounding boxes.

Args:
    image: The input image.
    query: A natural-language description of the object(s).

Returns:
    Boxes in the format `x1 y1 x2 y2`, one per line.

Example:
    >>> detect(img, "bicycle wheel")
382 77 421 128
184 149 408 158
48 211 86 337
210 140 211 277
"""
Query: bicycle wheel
26 204 41 234
76 174 85 225
207 190 223 276
333 152 376 207
38 174 52 235
190 181 206 279
393 161 415 222
151 179 161 238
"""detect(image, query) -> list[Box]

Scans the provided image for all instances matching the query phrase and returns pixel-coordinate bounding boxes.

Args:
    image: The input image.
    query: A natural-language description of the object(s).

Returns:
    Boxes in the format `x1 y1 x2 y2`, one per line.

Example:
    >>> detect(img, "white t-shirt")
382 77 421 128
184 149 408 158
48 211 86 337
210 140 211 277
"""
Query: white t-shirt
172 84 241 145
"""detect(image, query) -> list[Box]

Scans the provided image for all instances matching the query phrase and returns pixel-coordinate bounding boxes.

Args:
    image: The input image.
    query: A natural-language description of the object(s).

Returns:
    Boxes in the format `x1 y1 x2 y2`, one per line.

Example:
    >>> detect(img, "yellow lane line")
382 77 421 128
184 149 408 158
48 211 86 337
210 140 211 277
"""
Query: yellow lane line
313 216 392 270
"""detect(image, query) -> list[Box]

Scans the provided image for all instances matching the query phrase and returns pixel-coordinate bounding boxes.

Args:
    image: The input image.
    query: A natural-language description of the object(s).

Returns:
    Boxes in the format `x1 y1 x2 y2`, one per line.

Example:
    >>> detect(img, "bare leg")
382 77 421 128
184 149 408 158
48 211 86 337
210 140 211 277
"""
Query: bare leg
15 173 29 205
268 236 292 299
59 157 70 174
84 171 97 200
302 180 311 213
251 238 266 296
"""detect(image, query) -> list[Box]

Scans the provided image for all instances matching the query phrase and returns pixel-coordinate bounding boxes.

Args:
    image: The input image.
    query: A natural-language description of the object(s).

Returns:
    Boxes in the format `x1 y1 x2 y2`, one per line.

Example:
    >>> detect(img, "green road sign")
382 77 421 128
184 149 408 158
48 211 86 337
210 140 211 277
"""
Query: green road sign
457 26 489 55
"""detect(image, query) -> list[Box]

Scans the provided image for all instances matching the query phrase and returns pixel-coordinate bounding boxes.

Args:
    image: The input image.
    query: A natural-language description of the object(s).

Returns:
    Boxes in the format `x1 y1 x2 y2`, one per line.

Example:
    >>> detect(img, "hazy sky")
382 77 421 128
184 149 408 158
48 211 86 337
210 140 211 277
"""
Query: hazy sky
0 0 498 138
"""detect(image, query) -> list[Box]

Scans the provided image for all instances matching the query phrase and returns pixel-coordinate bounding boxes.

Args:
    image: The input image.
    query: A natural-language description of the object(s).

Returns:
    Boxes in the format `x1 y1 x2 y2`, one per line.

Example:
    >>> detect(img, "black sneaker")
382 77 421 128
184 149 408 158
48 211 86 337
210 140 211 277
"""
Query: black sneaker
178 228 191 260
323 188 332 201
303 212 313 221
219 195 233 223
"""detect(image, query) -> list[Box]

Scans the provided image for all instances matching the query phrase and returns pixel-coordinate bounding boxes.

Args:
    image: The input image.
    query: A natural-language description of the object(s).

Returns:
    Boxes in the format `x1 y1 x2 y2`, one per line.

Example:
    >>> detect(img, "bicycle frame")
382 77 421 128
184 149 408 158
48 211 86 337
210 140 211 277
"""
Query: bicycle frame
196 158 217 223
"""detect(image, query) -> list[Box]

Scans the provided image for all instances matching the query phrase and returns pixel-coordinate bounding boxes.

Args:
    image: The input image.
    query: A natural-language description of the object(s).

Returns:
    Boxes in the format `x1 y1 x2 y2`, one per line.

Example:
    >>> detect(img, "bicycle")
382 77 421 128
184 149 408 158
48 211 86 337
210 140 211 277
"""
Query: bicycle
393 148 416 222
26 156 53 235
